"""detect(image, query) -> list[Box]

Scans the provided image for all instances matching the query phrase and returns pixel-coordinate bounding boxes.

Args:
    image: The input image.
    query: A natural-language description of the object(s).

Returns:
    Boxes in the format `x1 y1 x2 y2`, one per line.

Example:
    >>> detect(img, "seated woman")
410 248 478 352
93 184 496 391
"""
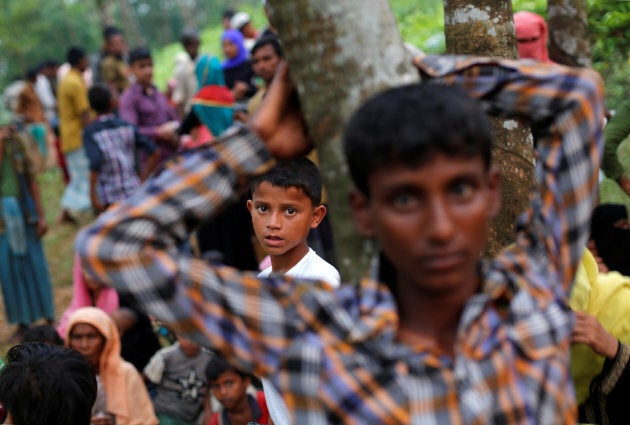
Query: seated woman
178 54 259 272
57 252 120 338
66 306 158 425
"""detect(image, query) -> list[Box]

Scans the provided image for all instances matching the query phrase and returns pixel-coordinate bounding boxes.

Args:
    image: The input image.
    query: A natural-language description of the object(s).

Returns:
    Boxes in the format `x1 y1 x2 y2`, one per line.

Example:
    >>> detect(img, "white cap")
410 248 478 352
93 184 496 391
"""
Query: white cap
230 12 251 30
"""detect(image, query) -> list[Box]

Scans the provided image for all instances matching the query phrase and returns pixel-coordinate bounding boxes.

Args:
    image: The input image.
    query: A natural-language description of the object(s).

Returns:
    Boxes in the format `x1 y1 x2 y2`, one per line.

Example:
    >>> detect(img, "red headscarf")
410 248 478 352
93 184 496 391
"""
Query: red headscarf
514 11 552 63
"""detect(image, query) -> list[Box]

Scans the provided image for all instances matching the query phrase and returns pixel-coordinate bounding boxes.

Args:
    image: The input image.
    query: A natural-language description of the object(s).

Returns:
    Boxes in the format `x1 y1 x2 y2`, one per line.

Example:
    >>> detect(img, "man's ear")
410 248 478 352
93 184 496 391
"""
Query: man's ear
310 204 327 228
348 189 375 237
487 167 501 219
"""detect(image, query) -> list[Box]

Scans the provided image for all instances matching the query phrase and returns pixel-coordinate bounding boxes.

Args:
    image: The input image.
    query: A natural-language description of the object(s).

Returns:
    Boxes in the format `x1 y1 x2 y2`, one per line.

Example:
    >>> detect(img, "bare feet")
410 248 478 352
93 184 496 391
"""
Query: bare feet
56 210 78 225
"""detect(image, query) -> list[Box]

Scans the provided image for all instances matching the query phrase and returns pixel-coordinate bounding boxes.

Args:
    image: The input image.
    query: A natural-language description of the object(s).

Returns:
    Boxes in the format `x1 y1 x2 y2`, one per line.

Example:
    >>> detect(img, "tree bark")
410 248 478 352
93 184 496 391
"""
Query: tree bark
265 0 419 281
547 0 591 66
444 0 535 256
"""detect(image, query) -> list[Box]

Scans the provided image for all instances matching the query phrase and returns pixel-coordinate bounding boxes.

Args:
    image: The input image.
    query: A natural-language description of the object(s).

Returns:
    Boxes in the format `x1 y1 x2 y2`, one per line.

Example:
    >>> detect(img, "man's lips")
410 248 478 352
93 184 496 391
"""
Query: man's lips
419 252 465 271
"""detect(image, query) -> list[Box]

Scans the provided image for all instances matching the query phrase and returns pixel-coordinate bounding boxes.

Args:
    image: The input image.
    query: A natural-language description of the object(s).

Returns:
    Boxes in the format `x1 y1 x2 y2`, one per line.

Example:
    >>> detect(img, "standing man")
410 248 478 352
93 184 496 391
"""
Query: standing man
57 46 92 224
247 36 283 116
172 28 201 118
99 26 130 98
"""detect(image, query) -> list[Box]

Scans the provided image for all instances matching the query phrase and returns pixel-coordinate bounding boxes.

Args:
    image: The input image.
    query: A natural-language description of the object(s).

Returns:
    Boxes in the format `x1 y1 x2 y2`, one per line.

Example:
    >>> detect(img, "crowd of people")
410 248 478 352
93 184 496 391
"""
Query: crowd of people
0 4 630 425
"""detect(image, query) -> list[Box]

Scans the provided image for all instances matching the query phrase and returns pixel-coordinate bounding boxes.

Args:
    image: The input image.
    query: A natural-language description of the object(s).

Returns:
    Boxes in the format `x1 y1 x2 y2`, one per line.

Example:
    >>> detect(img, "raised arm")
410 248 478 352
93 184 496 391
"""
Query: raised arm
414 55 605 293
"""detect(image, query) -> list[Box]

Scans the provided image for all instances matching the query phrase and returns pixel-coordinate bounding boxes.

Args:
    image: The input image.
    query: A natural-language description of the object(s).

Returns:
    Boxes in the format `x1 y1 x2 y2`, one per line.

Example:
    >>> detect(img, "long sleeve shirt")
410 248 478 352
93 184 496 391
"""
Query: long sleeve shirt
77 55 605 424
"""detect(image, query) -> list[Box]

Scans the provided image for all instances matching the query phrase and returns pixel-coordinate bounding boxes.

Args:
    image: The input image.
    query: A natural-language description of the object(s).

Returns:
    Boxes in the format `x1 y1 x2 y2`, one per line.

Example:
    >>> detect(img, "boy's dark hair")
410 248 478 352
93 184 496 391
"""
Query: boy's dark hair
251 157 322 206
21 324 64 346
88 84 113 114
0 343 97 425
128 46 151 64
66 47 86 67
205 355 247 382
251 36 284 58
344 83 493 196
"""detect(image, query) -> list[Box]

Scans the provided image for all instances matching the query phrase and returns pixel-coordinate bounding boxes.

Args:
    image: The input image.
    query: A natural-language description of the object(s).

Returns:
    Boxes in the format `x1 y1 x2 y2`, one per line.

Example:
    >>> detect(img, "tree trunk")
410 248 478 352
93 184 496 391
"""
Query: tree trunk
93 0 114 27
117 0 144 47
265 0 419 281
547 0 591 66
444 0 535 256
175 0 197 30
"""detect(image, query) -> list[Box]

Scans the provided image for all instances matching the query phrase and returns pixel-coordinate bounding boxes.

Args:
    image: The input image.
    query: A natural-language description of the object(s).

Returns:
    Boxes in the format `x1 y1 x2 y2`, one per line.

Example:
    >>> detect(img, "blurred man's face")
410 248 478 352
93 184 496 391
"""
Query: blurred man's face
107 34 127 57
252 44 281 86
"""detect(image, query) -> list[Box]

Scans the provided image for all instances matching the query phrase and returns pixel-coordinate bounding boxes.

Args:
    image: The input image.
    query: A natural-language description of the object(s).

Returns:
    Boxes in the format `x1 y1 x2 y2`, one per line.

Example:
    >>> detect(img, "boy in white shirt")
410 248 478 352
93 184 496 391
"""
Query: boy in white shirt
248 157 340 287
247 156 340 424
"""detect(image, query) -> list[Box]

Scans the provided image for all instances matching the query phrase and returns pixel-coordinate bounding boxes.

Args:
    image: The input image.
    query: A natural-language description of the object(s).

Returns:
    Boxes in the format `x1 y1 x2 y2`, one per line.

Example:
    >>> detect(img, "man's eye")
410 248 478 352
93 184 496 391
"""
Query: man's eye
451 182 474 201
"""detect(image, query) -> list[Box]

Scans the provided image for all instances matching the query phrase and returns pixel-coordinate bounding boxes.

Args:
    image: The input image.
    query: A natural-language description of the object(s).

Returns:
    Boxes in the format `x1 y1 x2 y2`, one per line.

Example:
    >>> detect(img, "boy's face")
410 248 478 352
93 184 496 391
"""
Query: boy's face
350 154 500 296
247 182 326 264
130 57 153 87
176 334 201 357
210 370 250 410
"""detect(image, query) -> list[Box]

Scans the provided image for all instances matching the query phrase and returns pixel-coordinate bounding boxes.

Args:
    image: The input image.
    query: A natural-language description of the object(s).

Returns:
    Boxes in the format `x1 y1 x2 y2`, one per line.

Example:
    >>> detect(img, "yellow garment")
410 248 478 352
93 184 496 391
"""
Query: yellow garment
66 307 158 425
57 69 89 153
569 249 630 404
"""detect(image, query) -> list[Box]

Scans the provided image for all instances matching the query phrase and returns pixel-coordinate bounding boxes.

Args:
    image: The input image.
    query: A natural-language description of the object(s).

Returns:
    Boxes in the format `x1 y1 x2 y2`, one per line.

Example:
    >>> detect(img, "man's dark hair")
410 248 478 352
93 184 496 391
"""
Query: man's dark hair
344 83 493 196
128 46 151 64
251 157 322 206
181 28 200 47
103 25 122 41
0 343 97 425
88 84 113 114
21 324 64 346
205 354 248 382
251 36 283 58
66 47 86 67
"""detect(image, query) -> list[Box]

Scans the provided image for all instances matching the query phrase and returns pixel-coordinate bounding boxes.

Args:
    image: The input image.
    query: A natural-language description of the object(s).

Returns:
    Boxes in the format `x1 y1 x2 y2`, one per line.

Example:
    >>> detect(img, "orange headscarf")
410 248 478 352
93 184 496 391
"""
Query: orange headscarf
66 307 158 425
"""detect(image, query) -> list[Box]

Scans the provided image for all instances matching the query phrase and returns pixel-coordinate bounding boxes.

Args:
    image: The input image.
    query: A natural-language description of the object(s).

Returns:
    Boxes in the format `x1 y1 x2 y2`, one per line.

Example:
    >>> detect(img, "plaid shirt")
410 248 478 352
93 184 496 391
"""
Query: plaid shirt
78 56 604 424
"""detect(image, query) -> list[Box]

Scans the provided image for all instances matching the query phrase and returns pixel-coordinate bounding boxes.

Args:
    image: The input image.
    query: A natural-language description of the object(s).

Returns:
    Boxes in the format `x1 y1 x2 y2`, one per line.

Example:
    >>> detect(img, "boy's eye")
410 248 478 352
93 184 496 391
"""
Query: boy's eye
255 205 268 213
392 193 419 210
284 208 297 215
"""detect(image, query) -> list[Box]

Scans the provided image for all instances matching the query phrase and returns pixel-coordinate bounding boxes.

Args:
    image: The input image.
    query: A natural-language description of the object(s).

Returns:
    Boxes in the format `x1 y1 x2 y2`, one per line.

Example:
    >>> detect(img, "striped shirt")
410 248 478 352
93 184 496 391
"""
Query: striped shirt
82 114 156 205
77 55 605 424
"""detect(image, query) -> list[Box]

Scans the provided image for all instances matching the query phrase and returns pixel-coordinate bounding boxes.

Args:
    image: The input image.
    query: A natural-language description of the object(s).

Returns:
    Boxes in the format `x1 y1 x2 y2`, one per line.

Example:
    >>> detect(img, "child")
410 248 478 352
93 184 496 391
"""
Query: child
205 356 269 425
248 157 340 286
248 157 340 424
79 52 605 424
144 334 214 425
83 84 159 214
119 47 180 167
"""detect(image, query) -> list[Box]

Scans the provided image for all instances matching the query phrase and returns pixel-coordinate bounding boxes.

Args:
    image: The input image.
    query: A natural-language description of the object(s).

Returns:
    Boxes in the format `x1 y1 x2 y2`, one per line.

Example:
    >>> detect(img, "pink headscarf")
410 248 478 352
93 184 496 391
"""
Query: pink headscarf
514 11 552 63
57 253 119 337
